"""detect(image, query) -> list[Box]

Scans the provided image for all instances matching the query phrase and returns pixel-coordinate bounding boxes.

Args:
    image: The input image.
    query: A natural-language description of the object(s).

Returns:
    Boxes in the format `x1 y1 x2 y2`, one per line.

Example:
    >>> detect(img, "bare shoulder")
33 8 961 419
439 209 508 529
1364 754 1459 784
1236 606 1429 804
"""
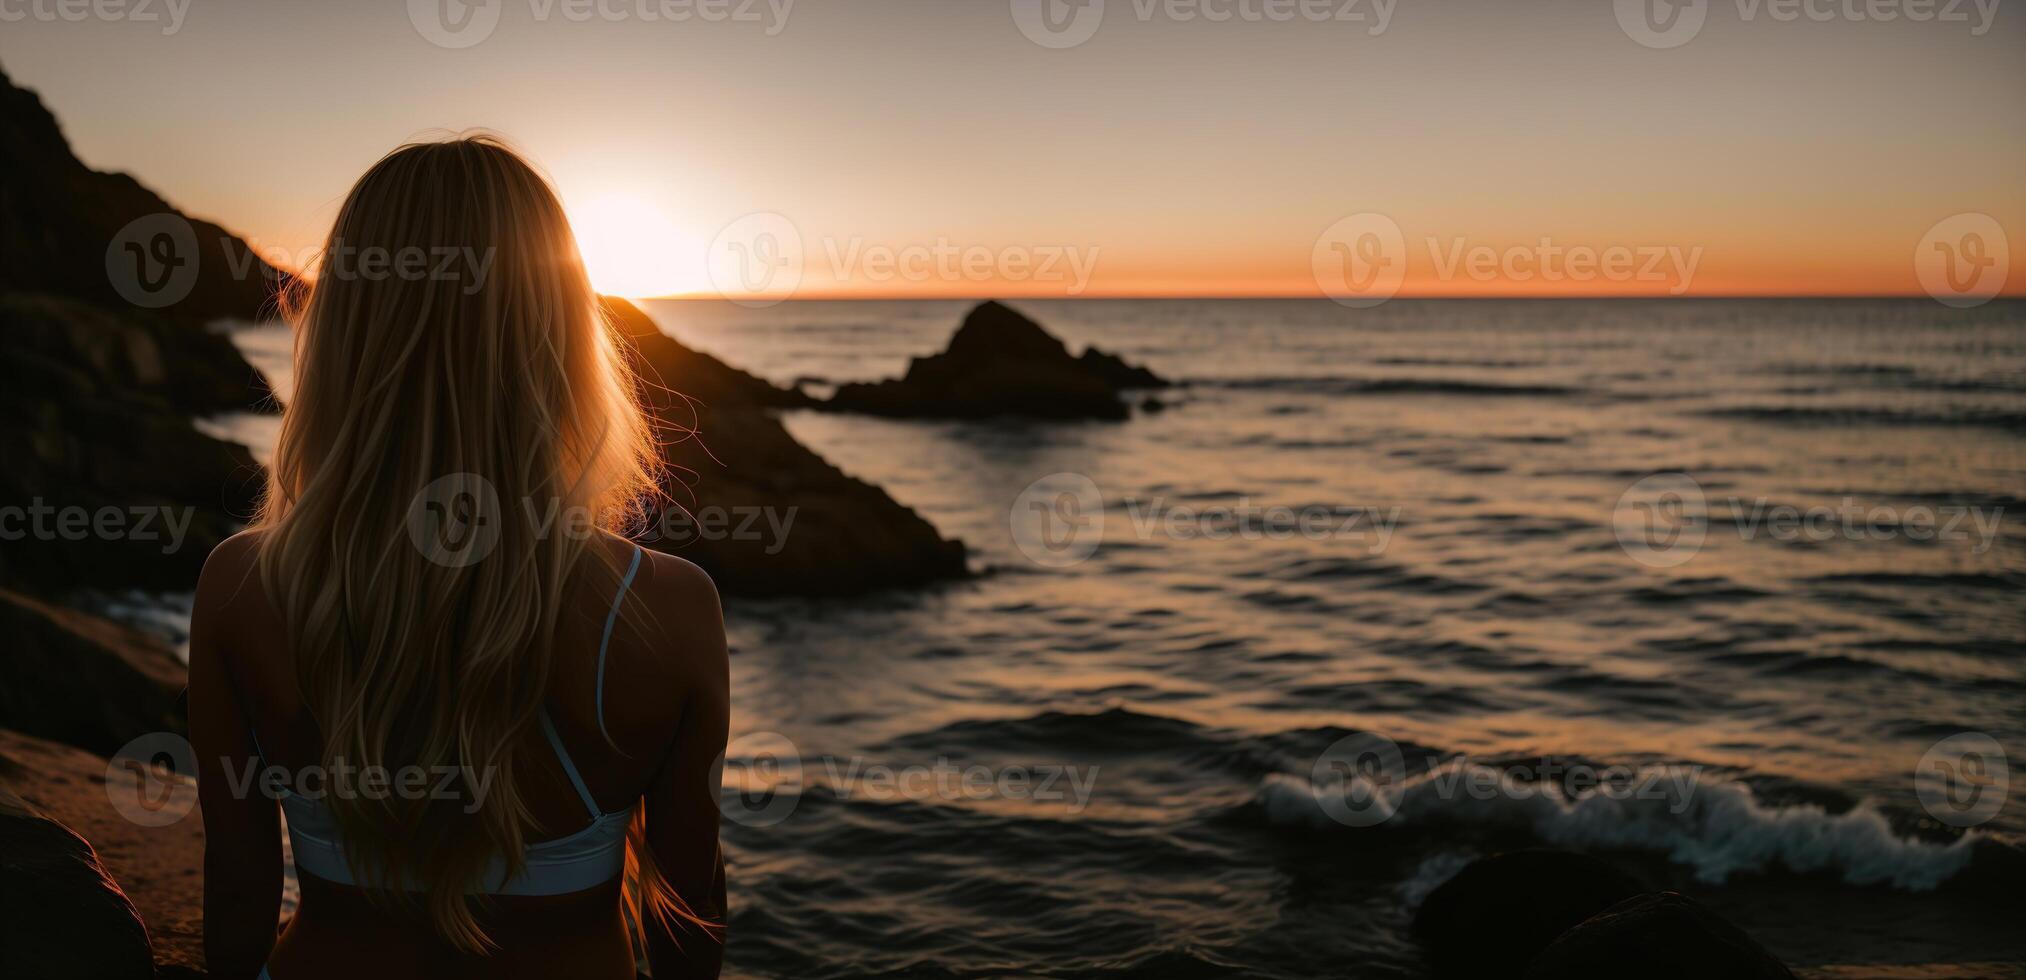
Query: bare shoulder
609 544 728 701
635 547 722 621
194 527 270 621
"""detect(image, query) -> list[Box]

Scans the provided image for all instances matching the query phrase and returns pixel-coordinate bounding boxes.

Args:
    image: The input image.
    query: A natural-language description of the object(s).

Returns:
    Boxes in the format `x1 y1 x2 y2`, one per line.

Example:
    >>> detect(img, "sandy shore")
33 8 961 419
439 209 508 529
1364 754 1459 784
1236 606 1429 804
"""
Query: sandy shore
1 728 206 969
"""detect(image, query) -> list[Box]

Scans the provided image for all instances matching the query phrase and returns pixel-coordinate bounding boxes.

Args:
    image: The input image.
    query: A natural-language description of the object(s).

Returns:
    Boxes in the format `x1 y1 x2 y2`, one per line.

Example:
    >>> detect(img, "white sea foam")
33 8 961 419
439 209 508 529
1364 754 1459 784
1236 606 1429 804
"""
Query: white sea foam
1259 759 1978 891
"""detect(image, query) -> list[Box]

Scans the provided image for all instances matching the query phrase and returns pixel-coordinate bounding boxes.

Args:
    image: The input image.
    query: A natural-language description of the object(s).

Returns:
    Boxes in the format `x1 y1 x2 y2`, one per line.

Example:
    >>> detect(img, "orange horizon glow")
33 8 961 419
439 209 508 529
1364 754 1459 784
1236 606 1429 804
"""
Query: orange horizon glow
578 223 2025 303
16 3 2017 309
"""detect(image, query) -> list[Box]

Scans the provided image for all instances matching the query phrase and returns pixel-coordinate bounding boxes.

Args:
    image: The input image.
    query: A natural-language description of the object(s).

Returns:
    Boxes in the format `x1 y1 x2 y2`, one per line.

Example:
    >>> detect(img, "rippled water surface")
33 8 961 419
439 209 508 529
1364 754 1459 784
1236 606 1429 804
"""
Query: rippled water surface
240 299 2026 977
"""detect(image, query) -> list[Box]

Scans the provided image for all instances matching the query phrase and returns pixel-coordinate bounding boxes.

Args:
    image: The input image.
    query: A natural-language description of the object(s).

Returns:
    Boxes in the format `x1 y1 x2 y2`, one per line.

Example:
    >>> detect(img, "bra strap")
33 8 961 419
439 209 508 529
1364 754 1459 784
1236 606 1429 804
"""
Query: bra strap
594 545 643 743
536 707 602 821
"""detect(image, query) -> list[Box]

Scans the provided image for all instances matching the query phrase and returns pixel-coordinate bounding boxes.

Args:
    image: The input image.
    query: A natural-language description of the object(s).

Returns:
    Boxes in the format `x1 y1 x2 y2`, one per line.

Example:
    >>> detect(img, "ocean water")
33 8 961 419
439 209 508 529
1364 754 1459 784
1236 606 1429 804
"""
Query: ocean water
637 298 2026 978
218 299 2026 976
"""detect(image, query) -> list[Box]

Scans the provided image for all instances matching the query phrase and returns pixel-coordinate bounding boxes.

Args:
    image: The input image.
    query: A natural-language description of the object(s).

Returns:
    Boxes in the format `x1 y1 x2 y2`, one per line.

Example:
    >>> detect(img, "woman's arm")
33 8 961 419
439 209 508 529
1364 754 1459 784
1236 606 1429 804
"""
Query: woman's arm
642 556 730 978
187 533 282 979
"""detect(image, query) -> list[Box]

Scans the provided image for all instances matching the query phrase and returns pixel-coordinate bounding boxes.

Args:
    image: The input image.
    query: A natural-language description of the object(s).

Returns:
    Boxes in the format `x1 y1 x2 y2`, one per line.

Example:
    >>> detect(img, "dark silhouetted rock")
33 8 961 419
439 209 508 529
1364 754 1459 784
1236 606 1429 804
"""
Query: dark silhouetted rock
1413 849 1645 979
3 292 274 416
0 785 156 980
1524 891 1795 980
0 728 207 970
0 64 279 322
825 300 1165 420
608 297 815 412
0 589 187 755
1078 345 1169 390
1 64 278 595
606 298 967 596
0 294 266 596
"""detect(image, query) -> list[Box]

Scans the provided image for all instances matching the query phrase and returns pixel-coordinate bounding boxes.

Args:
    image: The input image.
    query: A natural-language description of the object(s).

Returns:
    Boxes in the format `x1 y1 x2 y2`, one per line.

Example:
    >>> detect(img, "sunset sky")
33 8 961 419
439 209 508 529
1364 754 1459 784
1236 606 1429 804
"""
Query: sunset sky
3 0 2022 299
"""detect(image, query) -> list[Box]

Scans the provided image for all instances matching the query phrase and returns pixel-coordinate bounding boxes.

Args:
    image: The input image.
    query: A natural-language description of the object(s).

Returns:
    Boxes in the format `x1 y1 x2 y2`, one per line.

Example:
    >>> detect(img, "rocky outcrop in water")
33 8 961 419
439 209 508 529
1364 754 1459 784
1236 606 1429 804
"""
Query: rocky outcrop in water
0 293 268 596
826 300 1166 420
1523 891 1795 979
609 298 968 595
1414 850 1795 979
1 60 277 594
1414 849 1645 978
1 65 279 322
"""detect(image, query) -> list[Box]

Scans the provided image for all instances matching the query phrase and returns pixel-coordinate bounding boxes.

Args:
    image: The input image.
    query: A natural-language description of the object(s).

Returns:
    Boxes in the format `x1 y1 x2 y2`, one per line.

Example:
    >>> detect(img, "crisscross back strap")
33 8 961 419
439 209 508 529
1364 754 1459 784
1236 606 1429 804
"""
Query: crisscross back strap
536 706 602 820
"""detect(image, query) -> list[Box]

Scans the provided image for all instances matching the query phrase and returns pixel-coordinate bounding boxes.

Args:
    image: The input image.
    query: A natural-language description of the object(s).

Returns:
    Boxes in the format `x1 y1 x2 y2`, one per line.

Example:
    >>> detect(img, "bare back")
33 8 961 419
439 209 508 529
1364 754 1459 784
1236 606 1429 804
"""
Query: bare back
188 530 729 980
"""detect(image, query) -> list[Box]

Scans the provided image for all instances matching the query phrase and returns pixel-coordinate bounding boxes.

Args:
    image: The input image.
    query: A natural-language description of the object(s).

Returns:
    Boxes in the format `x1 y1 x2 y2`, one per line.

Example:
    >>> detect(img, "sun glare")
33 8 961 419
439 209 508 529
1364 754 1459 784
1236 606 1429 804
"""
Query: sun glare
566 193 704 298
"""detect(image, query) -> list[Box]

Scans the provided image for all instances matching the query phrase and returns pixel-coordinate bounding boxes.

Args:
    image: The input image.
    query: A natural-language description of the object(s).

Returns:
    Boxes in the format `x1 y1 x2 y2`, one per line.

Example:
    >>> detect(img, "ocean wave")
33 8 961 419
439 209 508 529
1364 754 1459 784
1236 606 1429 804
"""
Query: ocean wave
1701 405 2026 434
879 706 1219 757
1753 362 2026 394
1371 356 1546 369
1254 760 1979 891
1193 376 1585 397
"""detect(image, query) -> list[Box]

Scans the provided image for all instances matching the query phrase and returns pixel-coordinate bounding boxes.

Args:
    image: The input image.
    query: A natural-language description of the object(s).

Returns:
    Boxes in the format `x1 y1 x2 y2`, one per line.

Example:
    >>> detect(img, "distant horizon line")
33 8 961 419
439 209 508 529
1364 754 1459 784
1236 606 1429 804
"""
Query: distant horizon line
630 292 2023 303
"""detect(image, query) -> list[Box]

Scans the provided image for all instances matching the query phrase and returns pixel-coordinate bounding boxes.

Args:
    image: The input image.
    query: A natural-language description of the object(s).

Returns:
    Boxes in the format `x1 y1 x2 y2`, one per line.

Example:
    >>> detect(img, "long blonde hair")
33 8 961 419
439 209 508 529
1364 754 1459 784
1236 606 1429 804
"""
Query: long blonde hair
254 135 685 950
